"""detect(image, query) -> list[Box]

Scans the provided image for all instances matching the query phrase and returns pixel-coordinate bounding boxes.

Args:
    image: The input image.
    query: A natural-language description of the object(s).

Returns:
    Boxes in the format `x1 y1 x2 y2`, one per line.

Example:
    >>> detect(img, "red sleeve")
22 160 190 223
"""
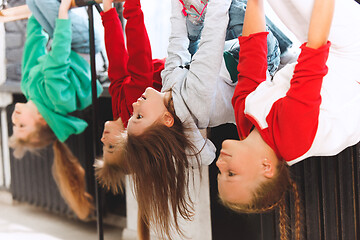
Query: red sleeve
266 42 330 161
101 0 164 127
232 32 268 139
101 8 130 122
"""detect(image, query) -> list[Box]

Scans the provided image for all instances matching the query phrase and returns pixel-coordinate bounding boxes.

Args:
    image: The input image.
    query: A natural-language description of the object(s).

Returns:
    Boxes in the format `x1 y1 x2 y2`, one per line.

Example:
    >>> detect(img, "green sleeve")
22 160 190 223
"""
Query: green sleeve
21 15 48 82
42 19 75 113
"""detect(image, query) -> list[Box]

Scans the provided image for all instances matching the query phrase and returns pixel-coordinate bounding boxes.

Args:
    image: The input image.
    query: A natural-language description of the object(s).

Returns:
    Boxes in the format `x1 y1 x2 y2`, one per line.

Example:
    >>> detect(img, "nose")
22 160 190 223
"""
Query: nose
216 157 225 173
145 87 153 93
15 102 24 110
132 101 139 109
145 87 159 96
221 139 231 149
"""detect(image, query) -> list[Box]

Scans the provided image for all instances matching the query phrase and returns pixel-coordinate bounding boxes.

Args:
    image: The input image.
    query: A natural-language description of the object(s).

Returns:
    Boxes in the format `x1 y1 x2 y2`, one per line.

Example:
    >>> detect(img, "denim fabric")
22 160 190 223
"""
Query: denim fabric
26 0 102 54
186 0 293 76
186 17 204 56
265 16 293 55
226 25 280 76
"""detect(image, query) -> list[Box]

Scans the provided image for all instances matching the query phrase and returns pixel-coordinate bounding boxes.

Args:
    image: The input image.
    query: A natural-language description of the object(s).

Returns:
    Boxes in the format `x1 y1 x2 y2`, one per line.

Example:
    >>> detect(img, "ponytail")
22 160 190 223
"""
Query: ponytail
52 140 93 220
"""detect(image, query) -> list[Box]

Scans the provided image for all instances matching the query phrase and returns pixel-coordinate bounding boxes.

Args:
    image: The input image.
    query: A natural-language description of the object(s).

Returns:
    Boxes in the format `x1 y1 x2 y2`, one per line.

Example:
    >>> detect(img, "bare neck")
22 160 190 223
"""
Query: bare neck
245 127 279 163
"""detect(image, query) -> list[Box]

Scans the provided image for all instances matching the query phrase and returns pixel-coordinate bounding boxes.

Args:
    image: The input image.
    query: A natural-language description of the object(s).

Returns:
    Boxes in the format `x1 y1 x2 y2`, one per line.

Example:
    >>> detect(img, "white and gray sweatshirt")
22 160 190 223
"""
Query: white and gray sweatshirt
161 0 236 165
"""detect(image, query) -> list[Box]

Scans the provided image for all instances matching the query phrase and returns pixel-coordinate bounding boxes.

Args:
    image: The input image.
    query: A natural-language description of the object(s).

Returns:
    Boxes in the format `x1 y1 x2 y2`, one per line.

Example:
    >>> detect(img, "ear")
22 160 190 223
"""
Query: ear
162 112 174 127
262 158 275 179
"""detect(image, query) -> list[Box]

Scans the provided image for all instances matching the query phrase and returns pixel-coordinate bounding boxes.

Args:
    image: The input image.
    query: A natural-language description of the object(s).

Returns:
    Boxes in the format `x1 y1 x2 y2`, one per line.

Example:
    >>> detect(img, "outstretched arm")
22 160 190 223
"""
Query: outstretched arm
306 0 334 48
102 0 129 84
101 0 130 121
267 0 334 160
102 0 156 125
242 0 265 36
232 0 268 139
122 0 155 108
21 15 48 83
160 0 191 88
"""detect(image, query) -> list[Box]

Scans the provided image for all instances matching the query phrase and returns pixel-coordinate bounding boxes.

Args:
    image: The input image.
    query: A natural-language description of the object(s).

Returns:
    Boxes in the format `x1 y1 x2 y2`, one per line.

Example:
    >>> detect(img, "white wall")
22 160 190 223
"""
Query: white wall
141 0 171 59
0 22 5 85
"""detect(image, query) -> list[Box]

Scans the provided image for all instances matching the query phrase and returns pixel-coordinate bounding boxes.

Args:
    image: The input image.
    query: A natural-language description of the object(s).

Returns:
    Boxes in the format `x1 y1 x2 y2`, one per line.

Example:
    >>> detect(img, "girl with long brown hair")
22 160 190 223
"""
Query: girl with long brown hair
10 0 103 220
95 0 292 238
216 0 360 239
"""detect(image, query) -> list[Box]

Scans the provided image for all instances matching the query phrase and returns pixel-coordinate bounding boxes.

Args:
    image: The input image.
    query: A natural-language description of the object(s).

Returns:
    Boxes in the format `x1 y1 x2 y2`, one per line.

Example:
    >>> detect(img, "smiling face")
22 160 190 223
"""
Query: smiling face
11 101 44 141
216 139 267 204
127 87 173 136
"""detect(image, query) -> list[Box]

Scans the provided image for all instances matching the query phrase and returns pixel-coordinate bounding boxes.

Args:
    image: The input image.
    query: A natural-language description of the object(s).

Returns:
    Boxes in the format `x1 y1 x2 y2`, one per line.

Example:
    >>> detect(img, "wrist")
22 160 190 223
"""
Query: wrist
58 7 69 19
103 2 113 12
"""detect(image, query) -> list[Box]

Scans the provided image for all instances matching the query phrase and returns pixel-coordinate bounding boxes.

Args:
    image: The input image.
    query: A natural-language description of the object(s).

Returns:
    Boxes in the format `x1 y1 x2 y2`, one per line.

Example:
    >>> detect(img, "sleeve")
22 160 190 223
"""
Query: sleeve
122 0 155 120
160 0 191 86
183 0 231 99
101 7 130 121
268 41 330 161
21 15 48 82
232 32 268 139
167 0 232 124
101 0 156 126
41 18 75 114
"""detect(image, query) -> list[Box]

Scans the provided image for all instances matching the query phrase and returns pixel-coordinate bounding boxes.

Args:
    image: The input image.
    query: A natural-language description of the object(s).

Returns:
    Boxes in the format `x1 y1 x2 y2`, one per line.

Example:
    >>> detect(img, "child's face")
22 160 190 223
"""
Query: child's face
11 101 43 141
101 118 126 164
127 87 171 135
216 139 265 204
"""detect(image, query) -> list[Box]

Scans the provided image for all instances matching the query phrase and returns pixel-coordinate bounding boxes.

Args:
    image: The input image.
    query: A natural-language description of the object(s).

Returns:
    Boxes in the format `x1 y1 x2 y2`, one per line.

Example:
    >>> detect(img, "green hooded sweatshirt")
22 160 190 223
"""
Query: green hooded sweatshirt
21 16 103 142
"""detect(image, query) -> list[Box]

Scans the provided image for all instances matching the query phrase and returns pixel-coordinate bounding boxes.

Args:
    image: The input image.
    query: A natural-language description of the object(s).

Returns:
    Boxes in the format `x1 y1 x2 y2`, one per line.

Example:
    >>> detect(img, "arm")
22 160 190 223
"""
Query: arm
122 0 155 112
160 0 191 86
306 0 334 48
182 0 231 98
266 0 334 160
101 0 130 121
232 0 268 139
101 0 129 86
41 0 80 113
21 15 48 82
101 0 157 125
169 0 231 125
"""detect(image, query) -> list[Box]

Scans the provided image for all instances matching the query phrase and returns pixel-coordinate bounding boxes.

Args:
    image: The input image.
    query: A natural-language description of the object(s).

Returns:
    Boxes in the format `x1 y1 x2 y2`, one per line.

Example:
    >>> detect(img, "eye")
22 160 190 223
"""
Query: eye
228 171 235 177
137 114 143 119
19 124 25 128
141 95 146 100
109 145 114 149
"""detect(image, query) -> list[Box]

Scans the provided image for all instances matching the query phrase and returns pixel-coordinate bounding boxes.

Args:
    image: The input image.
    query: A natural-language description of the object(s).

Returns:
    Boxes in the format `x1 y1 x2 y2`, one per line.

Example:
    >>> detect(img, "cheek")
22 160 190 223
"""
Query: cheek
218 180 235 204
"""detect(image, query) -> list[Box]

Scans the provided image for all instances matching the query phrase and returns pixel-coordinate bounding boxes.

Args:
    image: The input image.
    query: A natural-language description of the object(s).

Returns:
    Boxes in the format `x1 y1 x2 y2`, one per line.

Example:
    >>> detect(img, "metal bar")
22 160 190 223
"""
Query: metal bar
87 5 104 240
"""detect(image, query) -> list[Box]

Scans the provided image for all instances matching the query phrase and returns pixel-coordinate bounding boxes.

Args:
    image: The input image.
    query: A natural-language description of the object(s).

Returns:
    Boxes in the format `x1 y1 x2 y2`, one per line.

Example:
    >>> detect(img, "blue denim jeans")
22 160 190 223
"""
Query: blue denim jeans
187 0 292 76
26 0 102 54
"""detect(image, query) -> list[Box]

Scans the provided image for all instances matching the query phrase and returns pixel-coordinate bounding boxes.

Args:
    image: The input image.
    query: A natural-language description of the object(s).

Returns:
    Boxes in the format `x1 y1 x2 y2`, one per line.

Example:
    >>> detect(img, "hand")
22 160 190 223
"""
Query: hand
58 0 72 19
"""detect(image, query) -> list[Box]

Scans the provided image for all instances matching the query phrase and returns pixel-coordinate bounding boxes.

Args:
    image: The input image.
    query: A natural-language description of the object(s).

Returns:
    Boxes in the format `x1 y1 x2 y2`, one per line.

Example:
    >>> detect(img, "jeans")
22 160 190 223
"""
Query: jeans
26 0 102 54
265 16 293 55
187 0 291 76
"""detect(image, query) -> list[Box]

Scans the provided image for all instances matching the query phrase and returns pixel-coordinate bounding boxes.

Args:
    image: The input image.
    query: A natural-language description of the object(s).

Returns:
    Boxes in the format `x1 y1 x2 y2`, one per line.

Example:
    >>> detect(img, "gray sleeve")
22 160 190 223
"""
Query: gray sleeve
161 0 192 88
180 0 232 122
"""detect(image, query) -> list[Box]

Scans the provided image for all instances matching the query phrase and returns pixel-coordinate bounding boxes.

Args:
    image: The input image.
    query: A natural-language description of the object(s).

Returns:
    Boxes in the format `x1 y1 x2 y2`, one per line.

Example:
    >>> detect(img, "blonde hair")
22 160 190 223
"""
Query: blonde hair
94 135 129 194
9 122 93 220
220 160 301 240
